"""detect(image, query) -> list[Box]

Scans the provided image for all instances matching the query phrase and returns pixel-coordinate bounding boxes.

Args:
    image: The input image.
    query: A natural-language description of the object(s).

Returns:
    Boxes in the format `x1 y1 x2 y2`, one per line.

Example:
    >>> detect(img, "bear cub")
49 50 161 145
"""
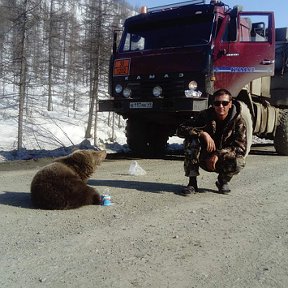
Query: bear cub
31 149 106 210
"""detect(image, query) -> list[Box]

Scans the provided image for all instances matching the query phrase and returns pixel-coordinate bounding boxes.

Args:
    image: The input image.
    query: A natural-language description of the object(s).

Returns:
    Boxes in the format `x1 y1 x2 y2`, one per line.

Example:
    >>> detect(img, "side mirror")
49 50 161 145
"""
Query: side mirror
112 31 117 54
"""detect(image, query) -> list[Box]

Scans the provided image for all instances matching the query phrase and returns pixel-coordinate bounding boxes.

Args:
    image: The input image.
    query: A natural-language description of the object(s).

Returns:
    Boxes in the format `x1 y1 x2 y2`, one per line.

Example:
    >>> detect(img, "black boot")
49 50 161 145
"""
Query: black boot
180 176 198 196
188 176 198 191
216 175 232 194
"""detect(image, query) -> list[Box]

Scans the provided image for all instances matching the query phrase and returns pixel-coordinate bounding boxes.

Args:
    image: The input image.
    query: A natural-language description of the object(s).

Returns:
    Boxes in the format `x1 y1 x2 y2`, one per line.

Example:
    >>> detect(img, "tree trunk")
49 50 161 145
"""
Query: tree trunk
17 0 28 150
47 0 54 111
85 0 102 140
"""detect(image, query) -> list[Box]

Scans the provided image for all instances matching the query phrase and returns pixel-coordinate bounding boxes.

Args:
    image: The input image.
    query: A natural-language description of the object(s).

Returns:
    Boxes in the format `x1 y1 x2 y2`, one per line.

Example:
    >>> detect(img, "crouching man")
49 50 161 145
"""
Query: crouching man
177 89 248 195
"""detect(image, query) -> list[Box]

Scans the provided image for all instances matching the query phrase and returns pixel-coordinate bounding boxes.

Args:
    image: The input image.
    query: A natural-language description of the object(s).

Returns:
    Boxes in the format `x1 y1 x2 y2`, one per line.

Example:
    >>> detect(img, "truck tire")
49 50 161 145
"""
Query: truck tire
125 119 149 156
148 127 169 157
125 120 169 157
238 101 253 157
274 109 288 155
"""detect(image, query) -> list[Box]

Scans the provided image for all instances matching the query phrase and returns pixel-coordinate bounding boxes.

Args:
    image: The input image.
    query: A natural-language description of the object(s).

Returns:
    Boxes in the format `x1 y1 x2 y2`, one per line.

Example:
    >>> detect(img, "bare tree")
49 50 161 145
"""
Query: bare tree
17 0 29 149
82 0 131 144
82 0 102 141
0 0 134 150
1 0 44 149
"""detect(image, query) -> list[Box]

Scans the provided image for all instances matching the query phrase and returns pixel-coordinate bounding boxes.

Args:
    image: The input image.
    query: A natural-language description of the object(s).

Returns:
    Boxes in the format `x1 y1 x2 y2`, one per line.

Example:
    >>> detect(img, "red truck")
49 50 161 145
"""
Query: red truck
99 0 288 156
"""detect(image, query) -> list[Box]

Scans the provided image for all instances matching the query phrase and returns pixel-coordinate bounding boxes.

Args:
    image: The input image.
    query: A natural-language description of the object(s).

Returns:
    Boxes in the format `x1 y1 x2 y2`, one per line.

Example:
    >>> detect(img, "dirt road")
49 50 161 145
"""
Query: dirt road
0 145 288 288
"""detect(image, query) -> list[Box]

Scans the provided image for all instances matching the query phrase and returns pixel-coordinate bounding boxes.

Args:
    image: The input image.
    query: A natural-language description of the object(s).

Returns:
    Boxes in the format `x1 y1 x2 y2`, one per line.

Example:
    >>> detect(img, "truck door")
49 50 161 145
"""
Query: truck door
213 11 275 96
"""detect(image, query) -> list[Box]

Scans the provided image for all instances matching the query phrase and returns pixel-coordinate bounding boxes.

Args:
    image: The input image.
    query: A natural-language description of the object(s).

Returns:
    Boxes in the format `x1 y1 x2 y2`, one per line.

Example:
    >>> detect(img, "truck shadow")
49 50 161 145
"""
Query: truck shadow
249 144 278 156
88 179 217 195
88 179 183 194
0 191 32 208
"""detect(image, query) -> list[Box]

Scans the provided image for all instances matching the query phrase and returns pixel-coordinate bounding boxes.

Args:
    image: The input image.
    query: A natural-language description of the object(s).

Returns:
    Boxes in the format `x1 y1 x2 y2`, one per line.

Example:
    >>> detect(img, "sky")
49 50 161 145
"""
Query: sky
128 0 287 28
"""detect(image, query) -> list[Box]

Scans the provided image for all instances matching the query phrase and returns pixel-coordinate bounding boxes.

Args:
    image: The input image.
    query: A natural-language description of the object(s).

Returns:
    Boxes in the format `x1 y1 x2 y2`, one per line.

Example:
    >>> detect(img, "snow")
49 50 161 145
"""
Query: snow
0 89 184 162
0 112 122 162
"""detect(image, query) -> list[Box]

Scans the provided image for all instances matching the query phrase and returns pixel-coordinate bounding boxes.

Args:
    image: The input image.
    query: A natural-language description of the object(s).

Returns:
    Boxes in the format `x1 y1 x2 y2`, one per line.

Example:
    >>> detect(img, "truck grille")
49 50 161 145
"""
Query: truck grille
127 79 186 99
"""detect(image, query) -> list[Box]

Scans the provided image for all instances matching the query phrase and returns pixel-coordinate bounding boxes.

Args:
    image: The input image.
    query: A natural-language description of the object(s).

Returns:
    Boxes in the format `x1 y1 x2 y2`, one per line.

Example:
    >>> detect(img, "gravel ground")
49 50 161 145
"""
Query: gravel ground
0 145 288 288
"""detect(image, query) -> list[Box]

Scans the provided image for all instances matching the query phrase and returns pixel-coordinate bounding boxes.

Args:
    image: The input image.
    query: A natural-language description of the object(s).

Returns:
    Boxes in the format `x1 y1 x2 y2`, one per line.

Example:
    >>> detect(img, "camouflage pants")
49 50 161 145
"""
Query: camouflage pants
184 137 245 182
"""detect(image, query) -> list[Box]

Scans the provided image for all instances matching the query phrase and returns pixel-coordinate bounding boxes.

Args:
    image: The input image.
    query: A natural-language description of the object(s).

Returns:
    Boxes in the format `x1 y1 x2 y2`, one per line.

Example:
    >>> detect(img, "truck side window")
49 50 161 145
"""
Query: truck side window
239 15 269 42
123 33 145 51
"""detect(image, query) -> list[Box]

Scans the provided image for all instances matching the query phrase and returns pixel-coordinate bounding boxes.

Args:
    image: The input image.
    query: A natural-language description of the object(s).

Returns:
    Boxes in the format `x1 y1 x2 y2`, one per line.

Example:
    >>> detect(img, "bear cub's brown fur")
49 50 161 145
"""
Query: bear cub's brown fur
31 149 106 210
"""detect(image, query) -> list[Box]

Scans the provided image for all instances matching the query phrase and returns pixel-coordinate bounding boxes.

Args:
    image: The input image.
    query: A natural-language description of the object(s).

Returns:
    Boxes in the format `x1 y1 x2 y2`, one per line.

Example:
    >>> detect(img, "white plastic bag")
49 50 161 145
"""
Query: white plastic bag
128 160 146 176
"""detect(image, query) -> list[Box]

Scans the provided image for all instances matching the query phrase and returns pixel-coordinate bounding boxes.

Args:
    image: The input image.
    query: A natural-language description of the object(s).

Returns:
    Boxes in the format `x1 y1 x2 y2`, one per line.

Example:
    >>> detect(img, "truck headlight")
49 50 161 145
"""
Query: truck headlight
188 81 198 91
185 80 202 97
115 84 123 94
152 86 162 97
123 87 132 98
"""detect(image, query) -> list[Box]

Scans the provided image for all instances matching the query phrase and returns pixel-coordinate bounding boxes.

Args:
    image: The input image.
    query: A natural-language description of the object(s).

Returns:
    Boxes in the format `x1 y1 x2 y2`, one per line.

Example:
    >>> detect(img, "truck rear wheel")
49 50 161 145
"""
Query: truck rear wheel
274 109 288 155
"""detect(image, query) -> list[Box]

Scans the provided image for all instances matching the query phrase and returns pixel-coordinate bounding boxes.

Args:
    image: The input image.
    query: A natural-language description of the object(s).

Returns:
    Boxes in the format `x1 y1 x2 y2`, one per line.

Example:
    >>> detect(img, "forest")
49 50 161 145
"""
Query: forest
0 0 134 150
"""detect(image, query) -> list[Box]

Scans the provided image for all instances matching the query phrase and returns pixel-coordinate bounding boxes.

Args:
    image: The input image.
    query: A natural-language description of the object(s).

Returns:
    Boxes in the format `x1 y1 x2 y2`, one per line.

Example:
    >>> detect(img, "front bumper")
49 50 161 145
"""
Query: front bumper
98 97 208 114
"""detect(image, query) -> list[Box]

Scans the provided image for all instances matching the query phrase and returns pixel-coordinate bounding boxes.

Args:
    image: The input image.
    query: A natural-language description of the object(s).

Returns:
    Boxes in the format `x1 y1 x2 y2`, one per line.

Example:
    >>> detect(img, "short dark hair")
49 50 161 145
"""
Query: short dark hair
212 89 232 101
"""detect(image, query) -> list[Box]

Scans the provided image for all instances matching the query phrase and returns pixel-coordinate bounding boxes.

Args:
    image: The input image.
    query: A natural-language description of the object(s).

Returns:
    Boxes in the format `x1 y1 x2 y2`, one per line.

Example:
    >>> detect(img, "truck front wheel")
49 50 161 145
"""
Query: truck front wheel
125 120 169 157
126 120 149 156
274 109 288 155
148 127 169 157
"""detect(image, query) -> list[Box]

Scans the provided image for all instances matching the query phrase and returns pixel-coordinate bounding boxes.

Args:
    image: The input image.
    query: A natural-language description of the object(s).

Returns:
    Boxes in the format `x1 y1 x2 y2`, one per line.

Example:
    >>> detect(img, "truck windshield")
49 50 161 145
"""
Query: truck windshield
120 14 214 52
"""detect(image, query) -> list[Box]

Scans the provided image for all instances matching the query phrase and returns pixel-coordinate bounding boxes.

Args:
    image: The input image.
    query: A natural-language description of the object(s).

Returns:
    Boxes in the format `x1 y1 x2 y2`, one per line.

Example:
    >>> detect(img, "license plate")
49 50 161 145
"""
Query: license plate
193 100 207 111
130 102 153 109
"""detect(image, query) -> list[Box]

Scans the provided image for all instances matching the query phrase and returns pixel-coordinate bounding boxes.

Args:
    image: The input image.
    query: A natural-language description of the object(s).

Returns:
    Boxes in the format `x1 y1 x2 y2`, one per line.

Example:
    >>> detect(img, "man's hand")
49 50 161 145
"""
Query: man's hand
200 131 216 152
206 154 219 172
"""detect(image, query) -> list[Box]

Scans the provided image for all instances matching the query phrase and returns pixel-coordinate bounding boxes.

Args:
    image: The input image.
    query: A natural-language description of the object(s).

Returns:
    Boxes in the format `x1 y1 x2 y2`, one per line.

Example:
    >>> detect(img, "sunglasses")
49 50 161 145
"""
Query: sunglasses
213 100 230 107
